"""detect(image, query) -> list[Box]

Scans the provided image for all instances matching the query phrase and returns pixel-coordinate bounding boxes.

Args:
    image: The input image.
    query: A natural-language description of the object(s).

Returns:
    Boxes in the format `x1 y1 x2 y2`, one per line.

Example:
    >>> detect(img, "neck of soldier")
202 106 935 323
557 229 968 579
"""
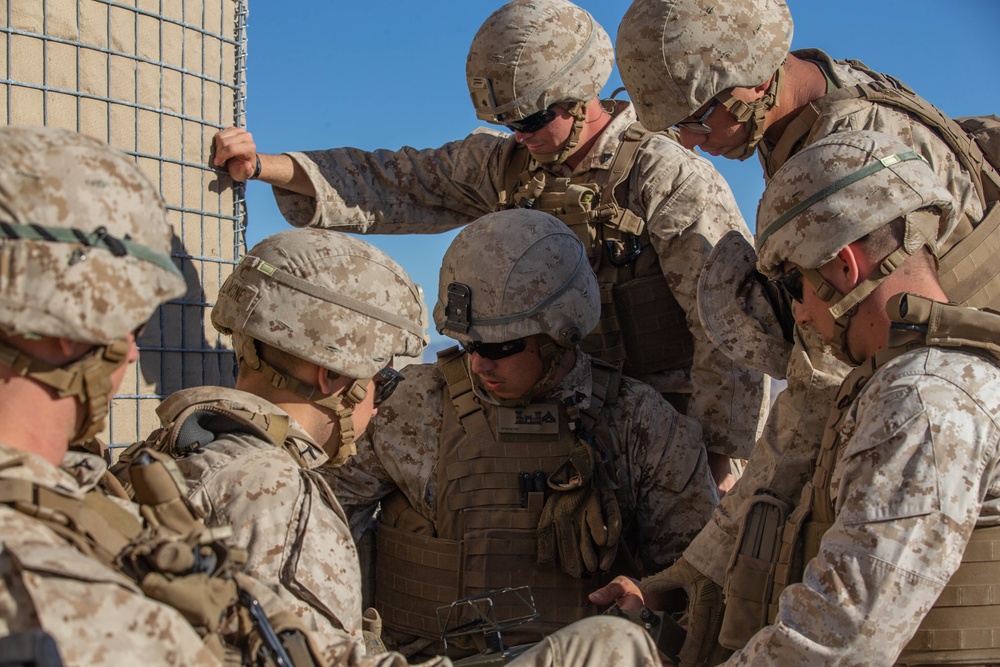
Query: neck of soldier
235 365 339 447
762 54 829 146
844 256 949 363
563 99 613 171
529 347 577 400
0 336 82 466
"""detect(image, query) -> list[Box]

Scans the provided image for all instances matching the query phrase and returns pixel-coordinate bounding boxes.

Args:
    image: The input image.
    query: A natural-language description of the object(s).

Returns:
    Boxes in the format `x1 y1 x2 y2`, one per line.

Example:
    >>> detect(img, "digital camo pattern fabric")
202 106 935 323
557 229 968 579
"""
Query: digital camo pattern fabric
331 350 716 573
758 50 984 248
683 326 847 585
0 444 221 667
465 0 612 122
157 386 369 666
725 344 1000 665
211 228 426 381
0 126 185 345
272 103 762 458
756 131 958 279
616 0 793 132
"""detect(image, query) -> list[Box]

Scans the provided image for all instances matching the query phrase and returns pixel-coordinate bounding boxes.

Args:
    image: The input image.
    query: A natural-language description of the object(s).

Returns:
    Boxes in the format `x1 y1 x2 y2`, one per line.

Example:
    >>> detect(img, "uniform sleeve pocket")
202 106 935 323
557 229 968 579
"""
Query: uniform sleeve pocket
836 385 940 525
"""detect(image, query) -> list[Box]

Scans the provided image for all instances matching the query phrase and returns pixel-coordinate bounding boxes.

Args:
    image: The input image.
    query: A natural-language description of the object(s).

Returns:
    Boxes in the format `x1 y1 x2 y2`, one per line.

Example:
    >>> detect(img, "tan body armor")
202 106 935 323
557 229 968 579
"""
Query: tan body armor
0 449 252 662
374 348 631 657
767 60 1000 311
722 295 1000 664
497 119 694 393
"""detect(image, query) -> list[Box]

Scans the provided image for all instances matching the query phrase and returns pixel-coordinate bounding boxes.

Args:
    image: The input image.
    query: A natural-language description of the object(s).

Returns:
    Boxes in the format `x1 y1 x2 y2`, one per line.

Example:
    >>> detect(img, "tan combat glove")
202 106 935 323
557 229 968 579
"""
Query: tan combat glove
640 557 730 667
537 442 622 578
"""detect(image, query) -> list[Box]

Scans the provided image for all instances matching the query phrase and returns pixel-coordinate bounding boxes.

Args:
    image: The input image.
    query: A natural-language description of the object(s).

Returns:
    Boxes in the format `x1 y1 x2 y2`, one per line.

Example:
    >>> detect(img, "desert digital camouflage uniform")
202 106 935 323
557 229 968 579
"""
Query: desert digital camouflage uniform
269 7 764 465
616 0 989 595
757 50 984 256
721 130 1000 665
0 445 224 667
138 385 371 666
330 210 717 659
334 349 714 560
0 126 231 665
725 322 1000 666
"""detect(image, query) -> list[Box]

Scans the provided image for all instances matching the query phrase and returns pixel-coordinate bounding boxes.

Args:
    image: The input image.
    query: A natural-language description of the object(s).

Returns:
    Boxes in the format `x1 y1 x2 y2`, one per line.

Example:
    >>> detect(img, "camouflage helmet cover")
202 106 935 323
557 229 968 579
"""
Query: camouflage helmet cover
434 209 600 347
0 126 185 345
756 130 959 277
212 228 427 379
466 0 614 123
616 0 793 131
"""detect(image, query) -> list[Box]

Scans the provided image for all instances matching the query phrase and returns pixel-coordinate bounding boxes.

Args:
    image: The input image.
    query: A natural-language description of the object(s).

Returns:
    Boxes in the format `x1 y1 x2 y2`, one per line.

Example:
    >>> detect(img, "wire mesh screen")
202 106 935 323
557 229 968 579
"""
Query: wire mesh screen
1 0 247 450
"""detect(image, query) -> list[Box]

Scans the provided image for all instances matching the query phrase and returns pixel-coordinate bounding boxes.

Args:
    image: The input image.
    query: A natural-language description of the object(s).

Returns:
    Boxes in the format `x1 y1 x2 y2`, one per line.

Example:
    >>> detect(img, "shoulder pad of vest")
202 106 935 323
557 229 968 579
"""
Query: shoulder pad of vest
890 293 1000 362
623 121 651 143
589 357 621 408
436 344 464 364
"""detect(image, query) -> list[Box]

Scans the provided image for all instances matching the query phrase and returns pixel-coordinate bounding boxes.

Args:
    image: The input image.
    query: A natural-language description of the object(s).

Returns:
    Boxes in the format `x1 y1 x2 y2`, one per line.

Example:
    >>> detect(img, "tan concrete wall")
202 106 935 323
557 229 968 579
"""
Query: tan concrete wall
1 0 246 449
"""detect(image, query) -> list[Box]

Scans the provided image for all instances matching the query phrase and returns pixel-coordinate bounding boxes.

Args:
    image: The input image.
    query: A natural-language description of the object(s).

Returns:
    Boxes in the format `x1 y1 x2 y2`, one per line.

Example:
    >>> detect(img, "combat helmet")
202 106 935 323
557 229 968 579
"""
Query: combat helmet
616 0 792 159
434 209 599 400
756 130 958 363
466 0 613 164
212 228 427 462
0 126 186 443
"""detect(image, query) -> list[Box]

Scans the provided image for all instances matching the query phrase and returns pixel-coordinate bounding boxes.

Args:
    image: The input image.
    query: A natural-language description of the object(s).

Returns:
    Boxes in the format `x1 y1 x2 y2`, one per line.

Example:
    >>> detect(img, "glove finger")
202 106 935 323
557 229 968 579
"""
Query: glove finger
578 513 600 574
597 543 618 573
602 486 622 546
555 517 583 578
678 578 726 667
583 492 609 547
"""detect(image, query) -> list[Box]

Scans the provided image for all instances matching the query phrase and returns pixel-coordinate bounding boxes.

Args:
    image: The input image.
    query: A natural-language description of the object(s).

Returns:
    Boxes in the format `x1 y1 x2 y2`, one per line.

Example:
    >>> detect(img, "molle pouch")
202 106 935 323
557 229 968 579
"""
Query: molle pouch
718 489 791 650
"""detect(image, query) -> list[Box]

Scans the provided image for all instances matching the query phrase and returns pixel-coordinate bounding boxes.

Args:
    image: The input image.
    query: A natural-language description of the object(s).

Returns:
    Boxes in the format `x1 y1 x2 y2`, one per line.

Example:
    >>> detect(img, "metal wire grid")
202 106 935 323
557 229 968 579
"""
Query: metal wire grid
1 0 248 449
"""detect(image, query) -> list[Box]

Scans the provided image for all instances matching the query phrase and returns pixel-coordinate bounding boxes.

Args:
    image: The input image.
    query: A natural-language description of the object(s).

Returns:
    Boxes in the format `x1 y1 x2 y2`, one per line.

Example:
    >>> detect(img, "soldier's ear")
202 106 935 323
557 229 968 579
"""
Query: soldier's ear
316 367 338 396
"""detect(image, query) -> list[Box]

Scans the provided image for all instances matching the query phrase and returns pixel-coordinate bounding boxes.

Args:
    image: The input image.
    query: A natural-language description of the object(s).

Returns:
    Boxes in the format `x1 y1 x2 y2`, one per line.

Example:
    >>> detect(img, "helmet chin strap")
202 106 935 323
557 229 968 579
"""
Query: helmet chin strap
717 64 785 161
528 102 586 165
0 337 131 444
802 245 913 366
232 332 369 465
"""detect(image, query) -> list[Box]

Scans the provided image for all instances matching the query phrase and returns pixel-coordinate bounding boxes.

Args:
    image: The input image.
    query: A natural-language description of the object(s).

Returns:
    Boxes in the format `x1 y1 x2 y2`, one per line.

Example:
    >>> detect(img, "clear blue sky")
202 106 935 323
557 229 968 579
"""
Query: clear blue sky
240 0 999 355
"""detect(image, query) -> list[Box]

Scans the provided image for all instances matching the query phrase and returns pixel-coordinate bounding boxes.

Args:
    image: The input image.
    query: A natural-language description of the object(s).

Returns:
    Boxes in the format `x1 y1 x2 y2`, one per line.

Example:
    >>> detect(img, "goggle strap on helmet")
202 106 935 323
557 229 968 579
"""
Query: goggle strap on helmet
486 20 601 120
0 220 182 278
758 150 925 250
0 337 130 443
469 244 587 328
240 255 425 340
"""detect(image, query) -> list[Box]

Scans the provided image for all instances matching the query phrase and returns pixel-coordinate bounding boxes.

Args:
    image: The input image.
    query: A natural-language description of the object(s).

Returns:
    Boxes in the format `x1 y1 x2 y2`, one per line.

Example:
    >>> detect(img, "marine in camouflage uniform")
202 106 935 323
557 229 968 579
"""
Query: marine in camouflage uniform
330 209 718 660
113 228 431 665
212 0 767 495
731 131 1000 665
0 126 219 666
604 131 1000 665
598 3 1000 660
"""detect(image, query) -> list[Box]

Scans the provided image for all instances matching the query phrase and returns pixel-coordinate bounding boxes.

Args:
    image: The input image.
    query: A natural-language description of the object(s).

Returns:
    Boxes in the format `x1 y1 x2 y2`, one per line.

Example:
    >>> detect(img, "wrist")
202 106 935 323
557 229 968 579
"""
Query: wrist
249 154 262 181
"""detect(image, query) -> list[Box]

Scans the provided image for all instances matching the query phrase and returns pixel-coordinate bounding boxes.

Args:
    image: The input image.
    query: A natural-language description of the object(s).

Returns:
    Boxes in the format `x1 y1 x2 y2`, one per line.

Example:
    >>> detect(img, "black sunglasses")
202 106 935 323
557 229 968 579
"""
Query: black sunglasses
772 266 804 303
372 366 404 407
463 338 527 361
674 98 719 135
504 106 557 134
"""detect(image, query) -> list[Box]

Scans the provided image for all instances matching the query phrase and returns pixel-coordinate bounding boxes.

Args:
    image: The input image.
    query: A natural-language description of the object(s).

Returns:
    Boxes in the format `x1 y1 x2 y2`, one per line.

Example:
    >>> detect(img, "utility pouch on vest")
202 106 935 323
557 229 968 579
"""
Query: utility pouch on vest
719 489 791 650
614 275 694 376
766 487 814 628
